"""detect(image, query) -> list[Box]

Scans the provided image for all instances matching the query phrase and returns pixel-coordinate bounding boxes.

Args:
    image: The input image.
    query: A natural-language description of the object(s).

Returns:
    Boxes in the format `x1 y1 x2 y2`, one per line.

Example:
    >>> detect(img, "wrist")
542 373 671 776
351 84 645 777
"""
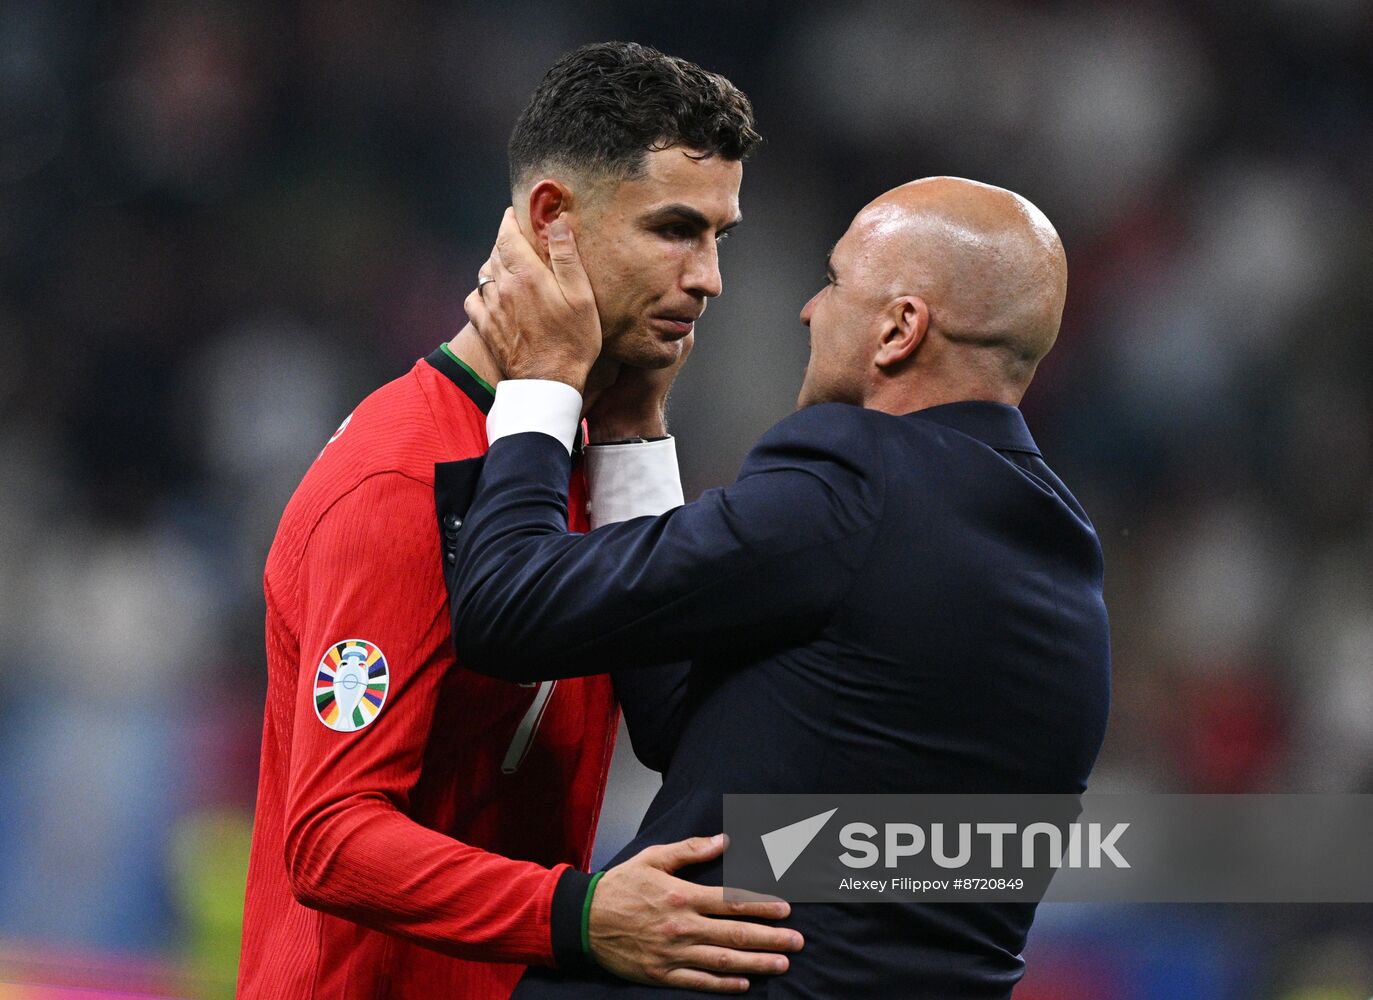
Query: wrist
581 870 607 960
508 353 596 393
550 867 597 969
587 409 667 443
488 379 584 454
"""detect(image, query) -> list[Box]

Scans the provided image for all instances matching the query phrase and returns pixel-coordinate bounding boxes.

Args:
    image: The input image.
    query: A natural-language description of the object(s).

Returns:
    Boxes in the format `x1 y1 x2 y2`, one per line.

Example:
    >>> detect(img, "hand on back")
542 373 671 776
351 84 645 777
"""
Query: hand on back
590 834 804 994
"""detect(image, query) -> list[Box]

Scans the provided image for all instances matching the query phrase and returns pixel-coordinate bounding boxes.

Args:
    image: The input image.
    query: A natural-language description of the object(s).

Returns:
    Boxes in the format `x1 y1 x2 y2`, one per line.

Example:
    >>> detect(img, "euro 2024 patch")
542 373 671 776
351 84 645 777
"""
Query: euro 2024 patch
315 639 389 732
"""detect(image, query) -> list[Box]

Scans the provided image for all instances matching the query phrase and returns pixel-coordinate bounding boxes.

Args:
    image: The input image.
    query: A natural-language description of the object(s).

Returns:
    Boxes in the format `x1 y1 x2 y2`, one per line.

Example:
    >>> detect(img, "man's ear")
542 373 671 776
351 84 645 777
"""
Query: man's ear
875 296 929 369
526 180 574 258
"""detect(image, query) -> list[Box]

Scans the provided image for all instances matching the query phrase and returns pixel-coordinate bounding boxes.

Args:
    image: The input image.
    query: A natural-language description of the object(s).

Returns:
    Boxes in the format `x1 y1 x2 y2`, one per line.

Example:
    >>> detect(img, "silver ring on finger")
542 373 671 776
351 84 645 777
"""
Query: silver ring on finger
477 274 495 294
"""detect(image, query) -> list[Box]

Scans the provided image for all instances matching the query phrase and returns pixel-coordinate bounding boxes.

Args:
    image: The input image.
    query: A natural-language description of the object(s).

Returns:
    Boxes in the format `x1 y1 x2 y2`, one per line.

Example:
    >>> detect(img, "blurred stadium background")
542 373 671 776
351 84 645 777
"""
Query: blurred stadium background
2 1 1371 997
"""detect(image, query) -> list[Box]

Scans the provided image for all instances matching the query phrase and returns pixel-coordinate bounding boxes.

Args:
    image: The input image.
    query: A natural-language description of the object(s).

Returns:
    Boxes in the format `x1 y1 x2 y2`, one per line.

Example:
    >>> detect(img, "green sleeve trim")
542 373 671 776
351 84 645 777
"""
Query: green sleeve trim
581 870 606 958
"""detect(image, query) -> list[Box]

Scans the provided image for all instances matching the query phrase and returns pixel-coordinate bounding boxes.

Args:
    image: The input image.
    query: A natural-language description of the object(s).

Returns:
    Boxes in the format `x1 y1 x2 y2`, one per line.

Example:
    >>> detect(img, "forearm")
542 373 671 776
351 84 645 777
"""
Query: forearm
285 794 589 965
448 429 876 678
448 437 684 679
447 399 881 682
444 384 688 678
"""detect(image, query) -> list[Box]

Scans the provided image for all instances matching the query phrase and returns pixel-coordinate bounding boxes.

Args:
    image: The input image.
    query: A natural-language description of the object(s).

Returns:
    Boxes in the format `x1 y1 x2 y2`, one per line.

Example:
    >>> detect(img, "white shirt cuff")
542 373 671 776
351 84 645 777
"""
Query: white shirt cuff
585 437 684 529
487 380 584 455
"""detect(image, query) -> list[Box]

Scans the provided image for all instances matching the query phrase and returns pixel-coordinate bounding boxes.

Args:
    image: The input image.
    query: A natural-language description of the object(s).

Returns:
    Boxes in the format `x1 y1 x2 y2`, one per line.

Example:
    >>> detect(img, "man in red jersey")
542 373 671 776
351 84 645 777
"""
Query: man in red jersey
238 43 801 999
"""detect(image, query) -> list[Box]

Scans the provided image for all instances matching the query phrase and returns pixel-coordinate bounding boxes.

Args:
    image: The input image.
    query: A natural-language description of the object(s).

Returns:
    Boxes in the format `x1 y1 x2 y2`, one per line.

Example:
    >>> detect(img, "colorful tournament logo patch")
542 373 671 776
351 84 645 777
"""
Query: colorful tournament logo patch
314 639 390 732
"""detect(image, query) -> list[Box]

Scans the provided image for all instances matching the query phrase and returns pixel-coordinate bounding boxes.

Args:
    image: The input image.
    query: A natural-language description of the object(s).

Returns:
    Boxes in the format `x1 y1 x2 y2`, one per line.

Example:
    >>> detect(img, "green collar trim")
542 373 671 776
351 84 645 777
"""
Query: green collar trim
439 342 496 398
426 343 586 453
426 344 494 414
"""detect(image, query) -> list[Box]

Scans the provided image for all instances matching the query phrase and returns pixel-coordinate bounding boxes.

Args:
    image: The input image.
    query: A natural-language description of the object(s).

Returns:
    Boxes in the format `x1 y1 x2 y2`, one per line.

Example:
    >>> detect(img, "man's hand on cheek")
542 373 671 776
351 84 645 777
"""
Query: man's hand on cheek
464 208 603 391
587 332 694 442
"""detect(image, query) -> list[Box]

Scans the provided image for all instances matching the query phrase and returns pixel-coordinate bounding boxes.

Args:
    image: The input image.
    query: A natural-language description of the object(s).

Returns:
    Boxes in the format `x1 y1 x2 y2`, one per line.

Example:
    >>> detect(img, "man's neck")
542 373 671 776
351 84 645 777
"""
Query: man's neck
864 376 1023 416
445 324 615 416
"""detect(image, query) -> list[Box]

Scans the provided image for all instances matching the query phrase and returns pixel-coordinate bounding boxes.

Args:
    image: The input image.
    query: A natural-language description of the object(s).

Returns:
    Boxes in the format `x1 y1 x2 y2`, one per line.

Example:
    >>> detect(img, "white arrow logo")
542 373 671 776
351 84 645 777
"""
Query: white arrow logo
760 808 838 881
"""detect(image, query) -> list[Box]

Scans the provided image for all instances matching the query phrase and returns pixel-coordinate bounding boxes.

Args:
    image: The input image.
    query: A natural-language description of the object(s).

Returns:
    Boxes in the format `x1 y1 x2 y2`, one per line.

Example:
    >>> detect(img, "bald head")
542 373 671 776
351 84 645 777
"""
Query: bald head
868 177 1066 382
799 177 1066 412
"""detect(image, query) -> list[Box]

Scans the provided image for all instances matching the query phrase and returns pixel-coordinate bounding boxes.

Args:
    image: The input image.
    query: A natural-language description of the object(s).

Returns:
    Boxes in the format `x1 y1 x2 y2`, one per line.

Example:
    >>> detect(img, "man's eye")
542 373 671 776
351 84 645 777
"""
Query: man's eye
661 225 694 239
715 231 731 245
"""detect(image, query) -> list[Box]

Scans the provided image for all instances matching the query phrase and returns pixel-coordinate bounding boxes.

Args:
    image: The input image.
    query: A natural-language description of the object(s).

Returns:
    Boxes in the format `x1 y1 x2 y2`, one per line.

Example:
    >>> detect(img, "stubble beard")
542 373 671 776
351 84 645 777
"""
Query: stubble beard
605 321 679 370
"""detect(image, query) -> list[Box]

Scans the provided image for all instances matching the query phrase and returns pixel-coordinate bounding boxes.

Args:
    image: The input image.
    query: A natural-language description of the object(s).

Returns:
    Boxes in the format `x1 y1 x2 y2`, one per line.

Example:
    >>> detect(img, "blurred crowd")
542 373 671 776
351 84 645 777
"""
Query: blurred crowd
1 1 1371 997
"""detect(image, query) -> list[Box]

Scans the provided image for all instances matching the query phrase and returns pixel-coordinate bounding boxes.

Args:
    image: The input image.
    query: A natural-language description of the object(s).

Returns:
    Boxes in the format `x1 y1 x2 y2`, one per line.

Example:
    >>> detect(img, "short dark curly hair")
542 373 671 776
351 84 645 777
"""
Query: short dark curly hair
508 41 760 190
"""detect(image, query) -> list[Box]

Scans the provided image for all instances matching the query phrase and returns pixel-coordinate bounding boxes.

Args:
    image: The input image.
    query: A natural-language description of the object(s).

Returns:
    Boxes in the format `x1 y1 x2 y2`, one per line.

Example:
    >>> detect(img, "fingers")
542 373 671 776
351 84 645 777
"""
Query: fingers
494 206 541 276
479 258 502 311
652 921 799 994
545 219 595 307
485 245 508 283
469 251 501 319
696 886 791 922
487 207 592 312
633 838 793 921
463 288 489 333
689 914 803 955
656 968 750 994
639 834 727 873
466 207 600 383
587 849 802 997
678 941 791 977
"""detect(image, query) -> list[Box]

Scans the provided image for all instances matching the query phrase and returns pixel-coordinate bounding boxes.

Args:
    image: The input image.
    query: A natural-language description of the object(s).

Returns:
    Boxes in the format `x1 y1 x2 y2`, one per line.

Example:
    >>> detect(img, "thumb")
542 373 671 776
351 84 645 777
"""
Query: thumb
642 833 727 873
546 219 594 302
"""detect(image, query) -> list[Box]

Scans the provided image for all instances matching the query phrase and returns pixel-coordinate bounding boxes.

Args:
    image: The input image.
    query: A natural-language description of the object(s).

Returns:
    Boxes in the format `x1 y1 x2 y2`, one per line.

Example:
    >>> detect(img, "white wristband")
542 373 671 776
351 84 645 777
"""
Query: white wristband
487 380 584 455
585 437 684 529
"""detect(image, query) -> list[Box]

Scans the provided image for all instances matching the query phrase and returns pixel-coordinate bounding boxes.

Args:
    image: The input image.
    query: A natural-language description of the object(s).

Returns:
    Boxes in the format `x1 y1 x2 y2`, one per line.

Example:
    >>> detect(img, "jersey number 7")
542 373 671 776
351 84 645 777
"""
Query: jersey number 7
500 680 556 774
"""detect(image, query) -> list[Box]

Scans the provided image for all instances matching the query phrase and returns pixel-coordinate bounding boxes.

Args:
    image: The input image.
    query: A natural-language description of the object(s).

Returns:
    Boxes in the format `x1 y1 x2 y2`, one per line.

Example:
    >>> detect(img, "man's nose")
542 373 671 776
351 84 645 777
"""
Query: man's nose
683 242 723 299
800 290 819 325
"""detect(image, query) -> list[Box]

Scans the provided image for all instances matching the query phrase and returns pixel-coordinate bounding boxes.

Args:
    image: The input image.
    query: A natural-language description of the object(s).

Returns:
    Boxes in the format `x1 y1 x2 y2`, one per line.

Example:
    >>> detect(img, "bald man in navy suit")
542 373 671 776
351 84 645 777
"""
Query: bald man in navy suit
439 177 1110 999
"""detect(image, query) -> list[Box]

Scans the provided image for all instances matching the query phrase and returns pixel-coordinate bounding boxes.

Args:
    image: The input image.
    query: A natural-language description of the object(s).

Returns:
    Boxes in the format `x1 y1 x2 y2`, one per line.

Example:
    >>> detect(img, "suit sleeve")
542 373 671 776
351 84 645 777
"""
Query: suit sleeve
446 403 885 682
283 472 587 966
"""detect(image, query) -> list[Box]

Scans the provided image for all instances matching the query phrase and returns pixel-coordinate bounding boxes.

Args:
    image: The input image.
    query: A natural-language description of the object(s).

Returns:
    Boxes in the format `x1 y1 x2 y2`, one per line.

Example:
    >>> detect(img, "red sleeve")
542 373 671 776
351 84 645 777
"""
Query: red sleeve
281 471 570 965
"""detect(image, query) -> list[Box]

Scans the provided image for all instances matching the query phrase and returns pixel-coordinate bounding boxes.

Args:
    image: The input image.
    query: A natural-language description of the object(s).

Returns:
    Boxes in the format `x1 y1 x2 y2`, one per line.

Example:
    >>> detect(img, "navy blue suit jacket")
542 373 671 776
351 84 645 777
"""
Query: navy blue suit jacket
437 401 1111 999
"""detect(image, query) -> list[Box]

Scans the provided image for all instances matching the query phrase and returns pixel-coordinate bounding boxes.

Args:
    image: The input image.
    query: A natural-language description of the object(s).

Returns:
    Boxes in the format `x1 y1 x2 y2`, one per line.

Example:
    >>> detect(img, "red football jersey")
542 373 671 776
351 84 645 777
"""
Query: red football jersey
237 346 618 999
